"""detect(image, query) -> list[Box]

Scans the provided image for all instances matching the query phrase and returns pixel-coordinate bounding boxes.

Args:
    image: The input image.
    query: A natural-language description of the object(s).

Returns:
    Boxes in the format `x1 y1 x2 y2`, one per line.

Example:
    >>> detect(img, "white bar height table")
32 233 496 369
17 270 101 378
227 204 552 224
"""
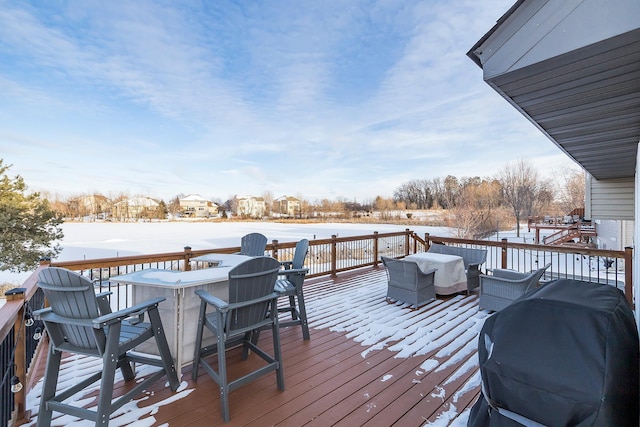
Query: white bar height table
109 254 251 370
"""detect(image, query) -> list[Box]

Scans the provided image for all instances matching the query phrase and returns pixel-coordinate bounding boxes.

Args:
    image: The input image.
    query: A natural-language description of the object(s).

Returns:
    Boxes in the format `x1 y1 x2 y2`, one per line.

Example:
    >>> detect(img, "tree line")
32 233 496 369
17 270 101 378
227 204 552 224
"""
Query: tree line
44 159 584 239
381 159 584 238
292 161 583 238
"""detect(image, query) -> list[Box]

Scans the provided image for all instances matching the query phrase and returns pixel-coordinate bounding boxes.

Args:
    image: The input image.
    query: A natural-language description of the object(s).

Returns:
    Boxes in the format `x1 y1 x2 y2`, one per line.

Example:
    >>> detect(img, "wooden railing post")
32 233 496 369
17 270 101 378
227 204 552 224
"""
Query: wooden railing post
410 231 416 254
424 233 431 251
373 232 379 268
8 288 28 425
183 246 192 271
624 246 633 306
331 235 338 278
404 229 411 256
272 240 279 260
501 238 508 269
38 259 50 311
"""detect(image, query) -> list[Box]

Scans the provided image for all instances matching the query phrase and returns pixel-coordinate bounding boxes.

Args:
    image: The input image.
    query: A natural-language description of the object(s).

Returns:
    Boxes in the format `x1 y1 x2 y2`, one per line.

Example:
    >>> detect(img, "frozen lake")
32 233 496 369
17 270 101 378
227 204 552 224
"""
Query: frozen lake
1 221 454 285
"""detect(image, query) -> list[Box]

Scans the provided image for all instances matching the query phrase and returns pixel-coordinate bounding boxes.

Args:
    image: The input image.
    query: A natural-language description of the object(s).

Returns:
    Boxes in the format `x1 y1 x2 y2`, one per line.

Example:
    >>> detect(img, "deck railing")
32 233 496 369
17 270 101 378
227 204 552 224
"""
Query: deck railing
0 267 46 427
0 229 633 425
416 233 631 298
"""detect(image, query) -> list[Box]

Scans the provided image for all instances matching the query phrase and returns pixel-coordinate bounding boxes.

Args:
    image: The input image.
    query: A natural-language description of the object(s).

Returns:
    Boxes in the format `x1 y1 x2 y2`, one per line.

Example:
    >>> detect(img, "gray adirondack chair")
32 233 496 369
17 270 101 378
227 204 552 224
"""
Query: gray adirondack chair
479 263 552 312
192 256 284 423
274 238 310 340
237 232 268 256
381 256 437 309
34 267 179 427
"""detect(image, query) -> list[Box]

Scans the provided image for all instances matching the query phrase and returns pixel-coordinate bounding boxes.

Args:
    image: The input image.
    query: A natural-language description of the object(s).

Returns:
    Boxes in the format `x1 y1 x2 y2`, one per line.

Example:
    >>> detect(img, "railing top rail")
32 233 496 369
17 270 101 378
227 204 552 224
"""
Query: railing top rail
0 266 42 344
423 234 626 257
423 235 503 248
49 250 194 270
0 297 22 345
499 241 625 257
306 230 412 245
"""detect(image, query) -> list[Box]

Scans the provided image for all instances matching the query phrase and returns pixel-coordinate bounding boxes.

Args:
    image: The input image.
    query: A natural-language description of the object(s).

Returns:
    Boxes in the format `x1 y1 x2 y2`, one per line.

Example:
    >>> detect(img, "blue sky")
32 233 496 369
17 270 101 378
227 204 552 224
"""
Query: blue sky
0 0 577 203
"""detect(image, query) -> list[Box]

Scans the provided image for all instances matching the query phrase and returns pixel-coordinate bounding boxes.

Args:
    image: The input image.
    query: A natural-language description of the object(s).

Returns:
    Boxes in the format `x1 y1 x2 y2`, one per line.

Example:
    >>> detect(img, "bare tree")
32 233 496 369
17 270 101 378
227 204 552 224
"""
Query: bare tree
442 175 460 209
374 196 395 220
314 198 331 218
262 191 274 217
450 179 502 238
393 179 433 209
556 168 585 214
532 178 555 217
167 196 182 217
42 191 73 219
498 159 543 237
295 193 310 219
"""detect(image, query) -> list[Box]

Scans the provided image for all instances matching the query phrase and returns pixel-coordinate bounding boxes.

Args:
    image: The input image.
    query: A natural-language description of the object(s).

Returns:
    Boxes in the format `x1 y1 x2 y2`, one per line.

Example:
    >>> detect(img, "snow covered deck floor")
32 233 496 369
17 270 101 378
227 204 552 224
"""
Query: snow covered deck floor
24 267 488 426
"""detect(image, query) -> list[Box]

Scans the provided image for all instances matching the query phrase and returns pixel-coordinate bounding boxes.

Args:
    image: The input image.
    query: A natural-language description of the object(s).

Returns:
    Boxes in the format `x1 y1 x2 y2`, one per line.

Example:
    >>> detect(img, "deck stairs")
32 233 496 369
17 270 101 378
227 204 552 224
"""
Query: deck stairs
543 222 597 245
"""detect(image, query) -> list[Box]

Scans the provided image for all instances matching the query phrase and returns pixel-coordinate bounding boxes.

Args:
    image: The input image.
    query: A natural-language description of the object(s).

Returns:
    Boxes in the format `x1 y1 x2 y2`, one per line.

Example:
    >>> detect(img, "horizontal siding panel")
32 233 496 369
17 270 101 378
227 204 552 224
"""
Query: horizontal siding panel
590 177 634 220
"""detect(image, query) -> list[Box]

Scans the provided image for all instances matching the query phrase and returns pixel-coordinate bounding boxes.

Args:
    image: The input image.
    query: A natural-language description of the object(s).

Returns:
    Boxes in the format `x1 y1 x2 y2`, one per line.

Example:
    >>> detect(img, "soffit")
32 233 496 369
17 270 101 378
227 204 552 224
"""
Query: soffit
483 29 640 179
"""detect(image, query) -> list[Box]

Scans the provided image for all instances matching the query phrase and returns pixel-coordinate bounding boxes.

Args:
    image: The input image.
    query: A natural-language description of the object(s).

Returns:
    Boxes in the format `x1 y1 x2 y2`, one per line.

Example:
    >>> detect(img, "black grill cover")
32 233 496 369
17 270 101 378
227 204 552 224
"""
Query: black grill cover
469 279 639 426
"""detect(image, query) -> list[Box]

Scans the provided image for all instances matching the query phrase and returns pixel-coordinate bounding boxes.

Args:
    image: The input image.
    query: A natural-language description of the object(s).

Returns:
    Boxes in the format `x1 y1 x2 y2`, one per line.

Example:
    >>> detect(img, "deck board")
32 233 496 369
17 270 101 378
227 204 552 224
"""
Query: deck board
21 267 487 427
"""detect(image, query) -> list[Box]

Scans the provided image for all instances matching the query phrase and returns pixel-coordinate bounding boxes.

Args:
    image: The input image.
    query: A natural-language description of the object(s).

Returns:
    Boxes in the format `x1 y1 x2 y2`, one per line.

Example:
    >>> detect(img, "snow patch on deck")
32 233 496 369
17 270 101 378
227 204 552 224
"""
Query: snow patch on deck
305 269 490 425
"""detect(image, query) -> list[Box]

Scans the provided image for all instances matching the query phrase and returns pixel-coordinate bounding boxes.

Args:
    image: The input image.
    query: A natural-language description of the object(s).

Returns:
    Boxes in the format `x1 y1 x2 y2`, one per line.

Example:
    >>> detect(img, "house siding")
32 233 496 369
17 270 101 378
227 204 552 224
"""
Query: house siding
622 220 634 248
233 196 266 218
273 196 301 217
587 176 634 220
595 220 621 250
179 195 217 218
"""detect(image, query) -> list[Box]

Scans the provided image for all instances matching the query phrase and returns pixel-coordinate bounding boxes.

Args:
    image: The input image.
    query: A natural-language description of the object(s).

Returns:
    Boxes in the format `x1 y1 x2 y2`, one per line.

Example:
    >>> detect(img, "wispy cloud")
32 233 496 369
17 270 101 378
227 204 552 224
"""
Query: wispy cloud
0 0 575 201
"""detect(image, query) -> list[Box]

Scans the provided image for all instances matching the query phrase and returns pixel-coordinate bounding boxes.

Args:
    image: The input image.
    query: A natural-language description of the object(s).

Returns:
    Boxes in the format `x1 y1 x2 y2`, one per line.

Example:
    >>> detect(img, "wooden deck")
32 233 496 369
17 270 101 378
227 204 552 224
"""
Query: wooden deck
23 267 488 427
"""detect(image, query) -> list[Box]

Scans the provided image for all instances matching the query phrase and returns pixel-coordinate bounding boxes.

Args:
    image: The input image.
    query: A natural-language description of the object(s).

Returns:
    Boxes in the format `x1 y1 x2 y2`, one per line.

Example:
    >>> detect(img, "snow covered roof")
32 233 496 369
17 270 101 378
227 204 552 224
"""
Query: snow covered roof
179 194 210 202
114 197 159 207
275 195 300 202
234 195 264 201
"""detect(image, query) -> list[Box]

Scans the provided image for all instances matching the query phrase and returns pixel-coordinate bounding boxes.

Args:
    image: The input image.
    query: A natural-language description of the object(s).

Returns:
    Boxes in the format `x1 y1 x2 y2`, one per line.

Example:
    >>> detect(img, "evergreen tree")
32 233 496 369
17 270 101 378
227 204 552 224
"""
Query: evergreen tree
0 160 63 272
156 200 168 219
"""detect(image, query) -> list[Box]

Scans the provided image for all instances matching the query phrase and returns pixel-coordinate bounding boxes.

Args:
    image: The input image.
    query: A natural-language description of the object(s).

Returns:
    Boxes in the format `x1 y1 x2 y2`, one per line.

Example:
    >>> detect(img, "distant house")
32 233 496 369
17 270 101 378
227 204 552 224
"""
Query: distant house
179 194 218 218
273 195 301 217
233 195 266 219
68 194 109 219
113 197 160 220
